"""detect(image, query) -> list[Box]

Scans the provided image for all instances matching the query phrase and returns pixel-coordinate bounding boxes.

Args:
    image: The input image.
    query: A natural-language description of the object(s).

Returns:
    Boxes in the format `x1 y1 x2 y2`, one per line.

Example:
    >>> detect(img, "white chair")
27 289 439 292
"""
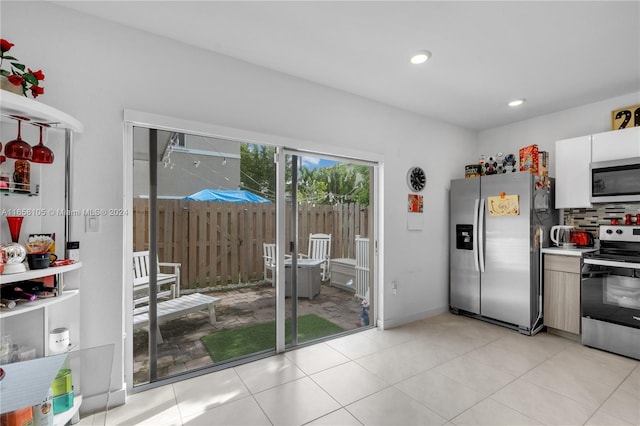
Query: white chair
355 235 370 302
263 243 276 285
132 251 181 307
299 233 331 281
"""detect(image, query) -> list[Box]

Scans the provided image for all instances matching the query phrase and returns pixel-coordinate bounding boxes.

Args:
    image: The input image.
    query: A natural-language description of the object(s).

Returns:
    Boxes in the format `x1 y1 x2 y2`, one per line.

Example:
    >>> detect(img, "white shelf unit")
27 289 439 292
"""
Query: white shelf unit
0 289 79 320
1 91 84 421
0 261 82 285
0 91 83 133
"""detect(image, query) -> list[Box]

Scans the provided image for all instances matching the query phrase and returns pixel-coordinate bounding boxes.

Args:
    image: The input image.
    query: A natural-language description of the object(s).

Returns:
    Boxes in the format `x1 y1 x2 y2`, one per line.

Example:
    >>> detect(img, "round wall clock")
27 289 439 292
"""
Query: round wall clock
407 166 426 192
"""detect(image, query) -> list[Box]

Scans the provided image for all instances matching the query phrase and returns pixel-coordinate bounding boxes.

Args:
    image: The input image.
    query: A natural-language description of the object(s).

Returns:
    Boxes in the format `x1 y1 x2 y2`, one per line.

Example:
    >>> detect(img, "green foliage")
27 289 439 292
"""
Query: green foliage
239 144 278 201
239 145 370 205
298 163 369 205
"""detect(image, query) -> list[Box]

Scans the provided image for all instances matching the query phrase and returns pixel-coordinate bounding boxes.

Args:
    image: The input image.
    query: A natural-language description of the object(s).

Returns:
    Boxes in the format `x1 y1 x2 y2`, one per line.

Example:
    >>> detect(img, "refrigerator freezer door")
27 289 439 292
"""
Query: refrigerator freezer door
450 178 480 314
480 173 534 328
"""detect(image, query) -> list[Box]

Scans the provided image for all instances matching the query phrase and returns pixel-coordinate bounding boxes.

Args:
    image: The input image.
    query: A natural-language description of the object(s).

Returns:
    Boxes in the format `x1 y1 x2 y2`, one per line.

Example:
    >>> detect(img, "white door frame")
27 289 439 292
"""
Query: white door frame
123 109 383 390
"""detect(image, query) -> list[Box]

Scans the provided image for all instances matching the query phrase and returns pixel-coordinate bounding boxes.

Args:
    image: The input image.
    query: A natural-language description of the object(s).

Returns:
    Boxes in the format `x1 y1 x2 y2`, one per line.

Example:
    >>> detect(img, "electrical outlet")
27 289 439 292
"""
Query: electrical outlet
391 280 397 295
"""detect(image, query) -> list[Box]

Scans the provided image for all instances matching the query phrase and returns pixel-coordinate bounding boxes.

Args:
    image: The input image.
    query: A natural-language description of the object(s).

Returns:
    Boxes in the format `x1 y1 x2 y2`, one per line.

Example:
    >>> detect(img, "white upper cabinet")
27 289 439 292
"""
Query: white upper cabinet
555 135 592 209
591 126 640 163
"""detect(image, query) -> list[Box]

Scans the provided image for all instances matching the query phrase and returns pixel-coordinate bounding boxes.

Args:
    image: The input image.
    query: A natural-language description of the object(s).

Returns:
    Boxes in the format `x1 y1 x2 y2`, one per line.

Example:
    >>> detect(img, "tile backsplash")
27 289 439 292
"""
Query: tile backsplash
564 202 640 236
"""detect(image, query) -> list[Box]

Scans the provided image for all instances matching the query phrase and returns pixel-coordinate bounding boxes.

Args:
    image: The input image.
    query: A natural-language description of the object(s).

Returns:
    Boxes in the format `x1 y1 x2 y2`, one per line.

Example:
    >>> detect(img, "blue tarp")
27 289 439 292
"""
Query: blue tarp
183 189 272 203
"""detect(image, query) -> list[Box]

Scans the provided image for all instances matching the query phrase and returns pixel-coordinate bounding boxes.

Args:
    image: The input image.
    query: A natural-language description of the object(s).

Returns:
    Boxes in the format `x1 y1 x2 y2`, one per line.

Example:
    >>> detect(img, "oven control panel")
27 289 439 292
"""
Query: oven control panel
600 225 640 242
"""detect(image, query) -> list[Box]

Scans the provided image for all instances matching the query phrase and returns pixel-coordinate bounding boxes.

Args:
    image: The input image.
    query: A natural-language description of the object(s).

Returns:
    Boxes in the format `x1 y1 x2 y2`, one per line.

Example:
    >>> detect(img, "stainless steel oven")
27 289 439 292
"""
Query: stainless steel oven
582 226 640 360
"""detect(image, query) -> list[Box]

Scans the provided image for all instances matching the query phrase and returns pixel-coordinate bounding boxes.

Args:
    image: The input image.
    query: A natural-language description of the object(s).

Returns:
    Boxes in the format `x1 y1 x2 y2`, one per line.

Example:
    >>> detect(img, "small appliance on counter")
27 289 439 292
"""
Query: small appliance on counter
550 225 575 248
570 230 594 247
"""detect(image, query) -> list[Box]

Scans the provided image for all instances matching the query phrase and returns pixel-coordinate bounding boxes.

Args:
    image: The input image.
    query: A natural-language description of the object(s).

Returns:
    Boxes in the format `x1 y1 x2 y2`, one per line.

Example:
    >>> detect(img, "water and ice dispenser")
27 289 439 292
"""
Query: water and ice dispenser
456 224 474 250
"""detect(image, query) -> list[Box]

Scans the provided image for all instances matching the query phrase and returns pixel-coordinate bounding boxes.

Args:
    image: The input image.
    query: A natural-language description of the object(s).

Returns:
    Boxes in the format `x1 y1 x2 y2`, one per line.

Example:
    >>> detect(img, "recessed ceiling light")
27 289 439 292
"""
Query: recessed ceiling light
410 50 432 65
508 98 526 107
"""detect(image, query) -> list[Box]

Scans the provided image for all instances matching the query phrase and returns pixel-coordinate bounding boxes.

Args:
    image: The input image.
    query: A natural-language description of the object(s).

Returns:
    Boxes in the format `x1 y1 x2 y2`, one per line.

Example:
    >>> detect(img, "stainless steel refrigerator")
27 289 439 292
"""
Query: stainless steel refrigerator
449 172 558 335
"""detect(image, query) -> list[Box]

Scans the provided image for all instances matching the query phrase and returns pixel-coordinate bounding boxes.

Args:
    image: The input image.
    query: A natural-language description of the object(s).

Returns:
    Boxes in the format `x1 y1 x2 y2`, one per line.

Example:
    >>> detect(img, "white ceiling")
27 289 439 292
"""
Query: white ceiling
56 1 640 131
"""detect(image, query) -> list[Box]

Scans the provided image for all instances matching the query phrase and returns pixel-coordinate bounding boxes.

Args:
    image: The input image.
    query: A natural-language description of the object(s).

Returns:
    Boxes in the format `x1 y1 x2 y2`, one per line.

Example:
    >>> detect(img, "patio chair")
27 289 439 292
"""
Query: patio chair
355 235 370 303
263 243 293 285
132 251 181 307
299 233 331 281
263 243 276 285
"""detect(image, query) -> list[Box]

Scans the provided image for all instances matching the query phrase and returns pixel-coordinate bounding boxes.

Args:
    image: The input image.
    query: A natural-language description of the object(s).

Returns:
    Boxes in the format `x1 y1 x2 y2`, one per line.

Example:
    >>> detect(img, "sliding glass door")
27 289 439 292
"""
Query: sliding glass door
126 113 377 390
284 151 375 349
131 127 278 386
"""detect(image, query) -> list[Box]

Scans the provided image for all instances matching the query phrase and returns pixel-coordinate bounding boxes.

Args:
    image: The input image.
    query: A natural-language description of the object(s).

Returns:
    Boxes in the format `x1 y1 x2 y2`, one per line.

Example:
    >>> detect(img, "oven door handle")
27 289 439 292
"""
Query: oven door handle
584 258 640 269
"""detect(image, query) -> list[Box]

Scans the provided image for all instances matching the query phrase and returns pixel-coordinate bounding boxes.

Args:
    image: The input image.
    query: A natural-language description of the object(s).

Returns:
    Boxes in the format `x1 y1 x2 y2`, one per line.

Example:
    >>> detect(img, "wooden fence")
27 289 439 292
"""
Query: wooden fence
133 199 369 289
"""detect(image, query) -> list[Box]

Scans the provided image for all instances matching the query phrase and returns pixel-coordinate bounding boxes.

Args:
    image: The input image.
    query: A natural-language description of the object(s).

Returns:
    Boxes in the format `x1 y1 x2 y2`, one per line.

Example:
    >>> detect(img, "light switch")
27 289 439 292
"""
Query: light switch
85 215 99 232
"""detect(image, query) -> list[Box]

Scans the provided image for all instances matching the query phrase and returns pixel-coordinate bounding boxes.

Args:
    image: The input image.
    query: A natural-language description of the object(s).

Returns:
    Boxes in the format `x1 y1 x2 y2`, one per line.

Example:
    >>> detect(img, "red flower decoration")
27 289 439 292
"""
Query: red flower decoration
30 85 44 98
0 39 14 53
7 74 24 86
1 39 45 98
28 68 45 81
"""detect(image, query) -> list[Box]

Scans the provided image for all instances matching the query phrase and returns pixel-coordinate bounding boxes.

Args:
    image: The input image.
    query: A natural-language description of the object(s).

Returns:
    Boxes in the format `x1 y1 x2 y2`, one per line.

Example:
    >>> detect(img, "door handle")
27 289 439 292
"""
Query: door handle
479 198 485 273
473 198 480 272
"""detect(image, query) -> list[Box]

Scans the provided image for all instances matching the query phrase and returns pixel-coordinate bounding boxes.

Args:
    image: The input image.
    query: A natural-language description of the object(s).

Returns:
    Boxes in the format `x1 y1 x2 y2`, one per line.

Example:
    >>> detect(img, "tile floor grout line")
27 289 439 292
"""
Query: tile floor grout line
580 363 639 426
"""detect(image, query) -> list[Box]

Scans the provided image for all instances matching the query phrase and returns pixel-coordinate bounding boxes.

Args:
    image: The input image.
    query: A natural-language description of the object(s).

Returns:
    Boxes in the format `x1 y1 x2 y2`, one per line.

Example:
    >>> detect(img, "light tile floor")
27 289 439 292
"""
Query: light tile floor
83 313 639 425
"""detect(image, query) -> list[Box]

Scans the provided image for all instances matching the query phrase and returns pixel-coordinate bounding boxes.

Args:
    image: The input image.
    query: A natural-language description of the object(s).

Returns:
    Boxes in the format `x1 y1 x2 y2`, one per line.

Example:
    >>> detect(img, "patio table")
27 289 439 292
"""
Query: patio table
285 259 323 299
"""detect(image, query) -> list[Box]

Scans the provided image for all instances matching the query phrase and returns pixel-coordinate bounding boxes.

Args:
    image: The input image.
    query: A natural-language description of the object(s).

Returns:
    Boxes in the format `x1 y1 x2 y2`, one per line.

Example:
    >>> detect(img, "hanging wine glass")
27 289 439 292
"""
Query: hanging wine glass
4 116 32 160
31 123 54 164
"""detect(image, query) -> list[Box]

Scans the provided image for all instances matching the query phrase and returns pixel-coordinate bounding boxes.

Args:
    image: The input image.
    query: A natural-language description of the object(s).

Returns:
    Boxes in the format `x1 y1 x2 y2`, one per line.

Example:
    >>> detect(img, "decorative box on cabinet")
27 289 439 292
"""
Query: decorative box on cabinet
555 135 592 209
543 254 581 337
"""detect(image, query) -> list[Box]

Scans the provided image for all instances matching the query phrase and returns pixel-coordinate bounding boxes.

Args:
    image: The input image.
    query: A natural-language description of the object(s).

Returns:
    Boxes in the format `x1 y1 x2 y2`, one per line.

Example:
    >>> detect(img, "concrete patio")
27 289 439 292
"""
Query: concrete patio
132 282 364 384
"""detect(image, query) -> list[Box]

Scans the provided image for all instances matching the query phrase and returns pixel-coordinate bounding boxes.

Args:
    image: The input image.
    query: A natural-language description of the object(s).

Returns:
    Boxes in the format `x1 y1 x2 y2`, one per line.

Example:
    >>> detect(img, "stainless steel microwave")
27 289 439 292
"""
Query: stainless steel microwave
590 157 640 203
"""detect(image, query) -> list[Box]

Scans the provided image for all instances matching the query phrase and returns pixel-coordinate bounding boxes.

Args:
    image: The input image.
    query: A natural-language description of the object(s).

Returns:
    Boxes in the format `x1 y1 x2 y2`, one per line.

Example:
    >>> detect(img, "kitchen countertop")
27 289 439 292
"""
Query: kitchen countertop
541 247 597 257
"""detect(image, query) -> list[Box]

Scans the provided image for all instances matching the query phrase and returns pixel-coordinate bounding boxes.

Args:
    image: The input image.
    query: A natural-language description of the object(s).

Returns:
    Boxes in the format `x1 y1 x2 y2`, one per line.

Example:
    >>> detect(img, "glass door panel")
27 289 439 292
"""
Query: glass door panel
284 152 374 348
132 127 277 386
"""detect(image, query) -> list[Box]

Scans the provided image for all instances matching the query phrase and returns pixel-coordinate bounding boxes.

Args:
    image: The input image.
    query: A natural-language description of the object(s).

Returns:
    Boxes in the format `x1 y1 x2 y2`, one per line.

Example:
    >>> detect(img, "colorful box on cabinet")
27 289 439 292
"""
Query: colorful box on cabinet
519 145 539 174
538 150 549 176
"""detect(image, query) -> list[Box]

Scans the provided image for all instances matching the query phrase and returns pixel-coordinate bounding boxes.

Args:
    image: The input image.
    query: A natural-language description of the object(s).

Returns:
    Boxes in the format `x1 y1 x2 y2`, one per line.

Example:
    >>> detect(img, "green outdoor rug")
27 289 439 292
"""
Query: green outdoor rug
201 314 344 362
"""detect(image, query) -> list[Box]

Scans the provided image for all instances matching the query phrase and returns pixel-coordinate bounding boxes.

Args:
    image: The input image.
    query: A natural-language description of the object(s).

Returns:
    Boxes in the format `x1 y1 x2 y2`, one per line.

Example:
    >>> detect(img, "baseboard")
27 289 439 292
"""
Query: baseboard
378 306 448 329
546 326 581 342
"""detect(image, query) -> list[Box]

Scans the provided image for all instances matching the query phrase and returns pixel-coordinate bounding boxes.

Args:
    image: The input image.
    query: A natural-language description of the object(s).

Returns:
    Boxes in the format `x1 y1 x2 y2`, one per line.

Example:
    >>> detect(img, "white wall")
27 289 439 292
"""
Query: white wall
1 1 476 399
478 93 640 177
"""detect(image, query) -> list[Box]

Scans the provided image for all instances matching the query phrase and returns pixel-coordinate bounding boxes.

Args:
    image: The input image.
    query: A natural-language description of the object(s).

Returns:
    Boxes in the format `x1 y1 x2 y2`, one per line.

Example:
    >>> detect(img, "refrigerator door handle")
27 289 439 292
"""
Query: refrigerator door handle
473 198 480 272
478 198 486 272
